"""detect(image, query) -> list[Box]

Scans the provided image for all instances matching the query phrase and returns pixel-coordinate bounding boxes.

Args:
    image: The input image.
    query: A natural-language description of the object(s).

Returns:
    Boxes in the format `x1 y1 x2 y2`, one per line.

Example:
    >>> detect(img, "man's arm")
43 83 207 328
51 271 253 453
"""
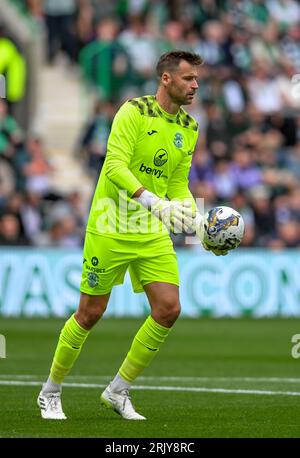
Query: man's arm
105 102 144 197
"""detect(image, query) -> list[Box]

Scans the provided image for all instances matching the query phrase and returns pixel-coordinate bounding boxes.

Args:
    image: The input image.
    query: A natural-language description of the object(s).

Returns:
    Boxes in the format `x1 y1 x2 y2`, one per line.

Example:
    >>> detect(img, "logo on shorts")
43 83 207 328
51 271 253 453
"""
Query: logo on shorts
153 149 168 167
173 132 183 148
91 256 99 266
88 272 99 288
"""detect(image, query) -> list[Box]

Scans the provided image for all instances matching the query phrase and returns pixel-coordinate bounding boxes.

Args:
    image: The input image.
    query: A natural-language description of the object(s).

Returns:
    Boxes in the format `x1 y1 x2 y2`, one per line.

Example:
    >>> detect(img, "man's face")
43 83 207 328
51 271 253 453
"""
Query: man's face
163 60 200 105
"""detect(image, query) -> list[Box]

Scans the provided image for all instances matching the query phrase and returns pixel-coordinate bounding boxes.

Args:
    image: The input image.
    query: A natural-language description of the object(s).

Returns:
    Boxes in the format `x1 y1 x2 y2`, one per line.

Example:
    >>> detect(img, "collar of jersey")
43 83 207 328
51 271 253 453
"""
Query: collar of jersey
154 97 179 121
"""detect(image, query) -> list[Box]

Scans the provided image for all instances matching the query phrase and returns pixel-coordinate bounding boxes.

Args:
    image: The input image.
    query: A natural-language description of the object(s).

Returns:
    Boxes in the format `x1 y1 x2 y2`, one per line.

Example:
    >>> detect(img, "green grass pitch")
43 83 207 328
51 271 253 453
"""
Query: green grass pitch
1 317 300 438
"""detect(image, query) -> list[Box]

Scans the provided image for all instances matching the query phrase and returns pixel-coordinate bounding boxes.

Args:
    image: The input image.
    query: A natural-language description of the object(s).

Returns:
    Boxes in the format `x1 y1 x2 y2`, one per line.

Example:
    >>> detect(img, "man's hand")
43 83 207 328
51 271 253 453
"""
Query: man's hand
202 241 229 256
152 199 195 233
136 190 195 233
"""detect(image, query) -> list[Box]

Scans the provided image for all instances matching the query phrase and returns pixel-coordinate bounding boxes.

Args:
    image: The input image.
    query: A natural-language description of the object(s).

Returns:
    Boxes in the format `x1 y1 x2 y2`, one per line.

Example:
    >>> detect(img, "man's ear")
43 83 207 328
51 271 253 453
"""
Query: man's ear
161 72 171 86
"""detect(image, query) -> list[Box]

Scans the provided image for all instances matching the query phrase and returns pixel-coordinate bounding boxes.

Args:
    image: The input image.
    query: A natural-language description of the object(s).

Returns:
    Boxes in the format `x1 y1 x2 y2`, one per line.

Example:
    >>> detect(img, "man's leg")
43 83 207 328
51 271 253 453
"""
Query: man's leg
101 282 180 420
38 292 110 420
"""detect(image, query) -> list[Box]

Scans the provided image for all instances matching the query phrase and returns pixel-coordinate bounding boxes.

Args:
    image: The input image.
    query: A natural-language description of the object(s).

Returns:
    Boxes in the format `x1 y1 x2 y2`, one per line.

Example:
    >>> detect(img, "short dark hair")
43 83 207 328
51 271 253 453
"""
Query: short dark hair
156 50 203 77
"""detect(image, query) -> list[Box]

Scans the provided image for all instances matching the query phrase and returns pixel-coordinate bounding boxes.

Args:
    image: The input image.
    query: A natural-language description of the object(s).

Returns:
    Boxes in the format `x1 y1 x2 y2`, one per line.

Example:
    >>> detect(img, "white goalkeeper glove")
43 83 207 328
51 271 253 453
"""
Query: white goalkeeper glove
136 190 195 233
193 212 229 256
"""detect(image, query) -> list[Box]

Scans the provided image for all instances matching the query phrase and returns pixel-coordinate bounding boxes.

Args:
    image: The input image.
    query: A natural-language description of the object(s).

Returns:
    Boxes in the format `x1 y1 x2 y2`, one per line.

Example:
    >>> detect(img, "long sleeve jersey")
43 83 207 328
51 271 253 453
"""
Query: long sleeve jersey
87 95 199 239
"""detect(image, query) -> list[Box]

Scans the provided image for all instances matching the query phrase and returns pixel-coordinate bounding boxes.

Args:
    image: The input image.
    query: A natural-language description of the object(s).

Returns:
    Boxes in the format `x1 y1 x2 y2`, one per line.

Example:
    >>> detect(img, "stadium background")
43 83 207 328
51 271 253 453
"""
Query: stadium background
1 0 300 439
1 0 300 317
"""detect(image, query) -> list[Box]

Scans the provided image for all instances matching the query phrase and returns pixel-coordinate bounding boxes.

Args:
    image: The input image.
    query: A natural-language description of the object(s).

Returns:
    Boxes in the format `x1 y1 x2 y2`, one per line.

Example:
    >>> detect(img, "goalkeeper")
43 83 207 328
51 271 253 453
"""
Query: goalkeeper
38 50 227 421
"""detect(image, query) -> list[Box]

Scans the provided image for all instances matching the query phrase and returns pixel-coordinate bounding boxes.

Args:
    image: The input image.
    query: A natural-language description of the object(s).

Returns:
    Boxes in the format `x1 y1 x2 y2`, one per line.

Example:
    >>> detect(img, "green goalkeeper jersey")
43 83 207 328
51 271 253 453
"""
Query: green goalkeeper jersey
87 95 199 239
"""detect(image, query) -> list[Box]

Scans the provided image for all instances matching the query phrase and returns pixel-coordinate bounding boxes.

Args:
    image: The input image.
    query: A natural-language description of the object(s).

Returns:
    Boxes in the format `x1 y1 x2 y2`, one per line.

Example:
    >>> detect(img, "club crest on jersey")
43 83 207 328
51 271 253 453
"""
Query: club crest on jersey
88 272 99 288
153 149 168 166
173 132 183 148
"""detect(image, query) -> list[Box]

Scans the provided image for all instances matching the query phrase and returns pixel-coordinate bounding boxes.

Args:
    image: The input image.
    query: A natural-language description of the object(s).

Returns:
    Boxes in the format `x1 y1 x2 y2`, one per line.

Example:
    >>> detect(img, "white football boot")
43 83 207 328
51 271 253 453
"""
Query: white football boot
101 384 146 420
37 389 67 420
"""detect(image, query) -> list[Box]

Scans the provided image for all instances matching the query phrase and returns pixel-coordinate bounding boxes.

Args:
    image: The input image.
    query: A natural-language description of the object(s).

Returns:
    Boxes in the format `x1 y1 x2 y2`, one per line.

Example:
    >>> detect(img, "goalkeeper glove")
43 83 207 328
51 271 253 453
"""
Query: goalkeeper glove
202 242 229 256
194 212 229 256
136 190 195 233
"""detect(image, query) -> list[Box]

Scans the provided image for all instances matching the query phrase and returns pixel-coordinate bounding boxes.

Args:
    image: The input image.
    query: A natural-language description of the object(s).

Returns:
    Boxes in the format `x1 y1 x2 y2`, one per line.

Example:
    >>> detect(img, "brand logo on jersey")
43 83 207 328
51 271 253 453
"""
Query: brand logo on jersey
173 132 183 148
91 256 99 266
139 163 163 178
146 346 158 352
84 257 106 273
147 130 157 135
153 149 168 167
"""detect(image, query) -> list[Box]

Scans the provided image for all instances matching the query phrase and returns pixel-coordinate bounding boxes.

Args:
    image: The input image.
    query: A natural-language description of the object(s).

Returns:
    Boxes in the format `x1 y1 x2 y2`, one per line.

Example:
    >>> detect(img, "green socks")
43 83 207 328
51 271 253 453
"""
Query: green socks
47 313 171 389
49 314 90 384
119 315 171 382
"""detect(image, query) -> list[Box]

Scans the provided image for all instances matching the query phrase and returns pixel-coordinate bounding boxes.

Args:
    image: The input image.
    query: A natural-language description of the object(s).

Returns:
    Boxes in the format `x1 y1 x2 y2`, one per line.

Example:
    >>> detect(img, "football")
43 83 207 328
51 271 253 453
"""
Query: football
201 206 245 251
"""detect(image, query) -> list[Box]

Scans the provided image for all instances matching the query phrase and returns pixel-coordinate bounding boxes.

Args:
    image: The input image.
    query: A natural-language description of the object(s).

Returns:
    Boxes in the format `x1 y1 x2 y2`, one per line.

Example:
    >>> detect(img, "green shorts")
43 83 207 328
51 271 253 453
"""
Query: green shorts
80 232 179 295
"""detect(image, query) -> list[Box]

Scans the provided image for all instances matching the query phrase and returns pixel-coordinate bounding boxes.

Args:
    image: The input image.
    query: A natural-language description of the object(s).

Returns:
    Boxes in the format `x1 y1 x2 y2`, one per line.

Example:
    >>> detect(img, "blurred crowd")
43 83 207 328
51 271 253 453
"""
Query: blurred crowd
1 0 300 248
0 96 87 246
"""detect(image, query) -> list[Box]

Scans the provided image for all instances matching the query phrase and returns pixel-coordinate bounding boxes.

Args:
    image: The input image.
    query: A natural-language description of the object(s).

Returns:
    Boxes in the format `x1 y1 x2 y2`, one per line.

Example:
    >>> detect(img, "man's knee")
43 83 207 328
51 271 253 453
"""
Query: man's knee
155 298 181 327
75 309 103 330
75 293 109 330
